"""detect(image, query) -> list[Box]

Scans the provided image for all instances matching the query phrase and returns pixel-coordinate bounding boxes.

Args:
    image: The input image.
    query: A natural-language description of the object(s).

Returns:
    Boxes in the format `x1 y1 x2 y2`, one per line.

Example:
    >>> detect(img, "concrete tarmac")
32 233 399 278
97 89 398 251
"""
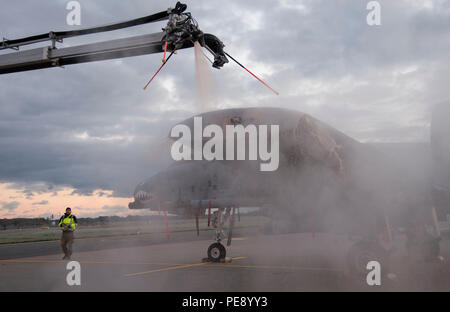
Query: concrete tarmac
1 228 450 291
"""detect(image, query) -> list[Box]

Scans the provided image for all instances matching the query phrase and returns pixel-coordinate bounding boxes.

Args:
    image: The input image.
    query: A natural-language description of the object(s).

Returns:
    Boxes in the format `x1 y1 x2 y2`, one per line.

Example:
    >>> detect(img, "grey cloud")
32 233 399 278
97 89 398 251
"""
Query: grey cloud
32 200 49 206
1 201 20 212
101 205 128 213
0 0 448 198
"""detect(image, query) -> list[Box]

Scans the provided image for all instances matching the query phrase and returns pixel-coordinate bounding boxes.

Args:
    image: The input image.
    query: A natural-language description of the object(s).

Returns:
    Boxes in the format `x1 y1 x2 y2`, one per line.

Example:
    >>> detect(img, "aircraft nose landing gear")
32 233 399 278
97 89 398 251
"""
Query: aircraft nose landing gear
204 207 235 262
207 242 226 262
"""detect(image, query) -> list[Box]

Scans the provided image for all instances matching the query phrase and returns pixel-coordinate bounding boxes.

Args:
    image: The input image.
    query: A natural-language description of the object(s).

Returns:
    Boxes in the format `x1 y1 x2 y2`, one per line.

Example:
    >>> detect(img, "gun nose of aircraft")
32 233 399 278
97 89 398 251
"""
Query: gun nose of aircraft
134 190 153 201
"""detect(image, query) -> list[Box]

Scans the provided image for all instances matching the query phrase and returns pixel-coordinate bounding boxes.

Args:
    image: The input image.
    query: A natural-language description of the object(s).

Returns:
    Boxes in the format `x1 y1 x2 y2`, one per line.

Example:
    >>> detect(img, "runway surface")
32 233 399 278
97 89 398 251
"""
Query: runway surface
1 227 450 291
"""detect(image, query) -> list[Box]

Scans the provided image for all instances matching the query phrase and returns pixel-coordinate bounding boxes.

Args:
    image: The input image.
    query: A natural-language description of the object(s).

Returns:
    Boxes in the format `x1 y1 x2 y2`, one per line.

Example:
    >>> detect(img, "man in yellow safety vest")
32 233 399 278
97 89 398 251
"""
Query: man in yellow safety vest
58 207 78 260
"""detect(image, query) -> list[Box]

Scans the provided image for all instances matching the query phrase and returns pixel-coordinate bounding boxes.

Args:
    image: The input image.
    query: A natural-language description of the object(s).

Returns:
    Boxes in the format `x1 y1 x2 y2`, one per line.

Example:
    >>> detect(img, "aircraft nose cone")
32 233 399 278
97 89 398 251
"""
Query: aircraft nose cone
134 190 152 201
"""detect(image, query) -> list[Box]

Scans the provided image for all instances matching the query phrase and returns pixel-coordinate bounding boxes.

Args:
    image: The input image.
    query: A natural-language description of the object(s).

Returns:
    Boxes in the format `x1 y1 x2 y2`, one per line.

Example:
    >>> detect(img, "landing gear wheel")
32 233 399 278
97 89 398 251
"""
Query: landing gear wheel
346 241 388 276
207 243 226 262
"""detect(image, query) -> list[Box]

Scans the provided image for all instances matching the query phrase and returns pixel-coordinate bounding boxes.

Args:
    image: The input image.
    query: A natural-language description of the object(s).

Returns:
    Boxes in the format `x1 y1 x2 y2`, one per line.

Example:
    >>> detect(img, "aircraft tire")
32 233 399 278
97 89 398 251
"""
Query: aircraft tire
207 243 226 262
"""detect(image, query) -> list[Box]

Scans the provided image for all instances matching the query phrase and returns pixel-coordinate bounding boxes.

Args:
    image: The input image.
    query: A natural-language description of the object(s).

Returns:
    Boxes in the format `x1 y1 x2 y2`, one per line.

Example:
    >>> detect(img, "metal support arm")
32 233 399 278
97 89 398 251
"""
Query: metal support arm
0 31 196 75
0 2 228 75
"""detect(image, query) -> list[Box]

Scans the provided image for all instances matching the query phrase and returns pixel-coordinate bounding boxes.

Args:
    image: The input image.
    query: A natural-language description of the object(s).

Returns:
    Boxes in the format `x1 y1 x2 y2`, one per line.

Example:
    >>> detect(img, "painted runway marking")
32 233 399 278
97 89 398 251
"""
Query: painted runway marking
0 259 64 264
0 259 185 266
205 263 342 272
124 257 247 277
1 256 343 287
1 257 340 274
125 262 208 277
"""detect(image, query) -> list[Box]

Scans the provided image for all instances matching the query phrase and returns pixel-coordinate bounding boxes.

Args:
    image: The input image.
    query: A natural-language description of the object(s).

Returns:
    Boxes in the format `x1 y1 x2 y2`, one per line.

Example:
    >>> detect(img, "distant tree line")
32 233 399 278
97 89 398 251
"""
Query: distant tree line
0 218 49 230
0 215 179 230
0 210 259 230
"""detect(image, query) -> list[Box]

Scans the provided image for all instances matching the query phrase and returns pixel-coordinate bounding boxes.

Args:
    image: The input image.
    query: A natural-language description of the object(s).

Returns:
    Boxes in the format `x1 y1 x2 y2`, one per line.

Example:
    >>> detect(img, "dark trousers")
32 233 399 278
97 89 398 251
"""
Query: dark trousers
60 231 74 257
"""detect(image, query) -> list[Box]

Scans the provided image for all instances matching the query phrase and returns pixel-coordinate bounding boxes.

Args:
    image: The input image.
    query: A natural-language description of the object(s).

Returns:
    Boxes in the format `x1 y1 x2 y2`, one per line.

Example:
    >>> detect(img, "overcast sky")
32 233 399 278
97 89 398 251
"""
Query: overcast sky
0 0 449 218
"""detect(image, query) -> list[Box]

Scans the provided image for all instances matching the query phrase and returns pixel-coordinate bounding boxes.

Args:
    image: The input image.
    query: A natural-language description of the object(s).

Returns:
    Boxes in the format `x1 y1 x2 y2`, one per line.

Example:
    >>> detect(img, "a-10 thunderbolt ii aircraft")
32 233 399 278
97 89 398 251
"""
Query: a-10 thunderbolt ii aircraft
129 107 444 273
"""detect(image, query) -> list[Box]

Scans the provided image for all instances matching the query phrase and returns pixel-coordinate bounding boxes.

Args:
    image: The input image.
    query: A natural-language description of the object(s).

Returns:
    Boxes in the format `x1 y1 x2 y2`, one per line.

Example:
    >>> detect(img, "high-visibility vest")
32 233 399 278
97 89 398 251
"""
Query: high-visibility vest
58 214 77 231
